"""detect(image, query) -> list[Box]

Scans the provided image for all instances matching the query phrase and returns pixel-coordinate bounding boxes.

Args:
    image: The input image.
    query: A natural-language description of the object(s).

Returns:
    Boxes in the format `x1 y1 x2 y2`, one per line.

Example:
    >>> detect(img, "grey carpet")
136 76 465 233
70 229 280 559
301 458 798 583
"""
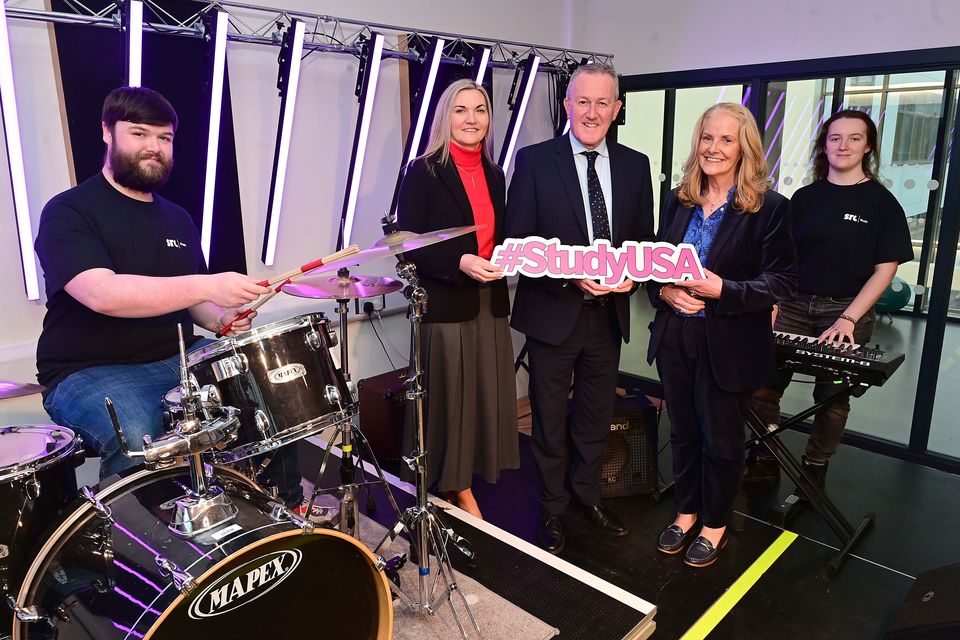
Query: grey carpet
311 493 559 639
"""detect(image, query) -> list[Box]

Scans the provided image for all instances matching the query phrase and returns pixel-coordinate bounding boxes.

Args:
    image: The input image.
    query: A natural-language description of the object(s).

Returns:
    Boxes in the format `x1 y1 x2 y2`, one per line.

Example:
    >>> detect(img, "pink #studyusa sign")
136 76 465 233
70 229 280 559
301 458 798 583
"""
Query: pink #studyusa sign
491 238 704 287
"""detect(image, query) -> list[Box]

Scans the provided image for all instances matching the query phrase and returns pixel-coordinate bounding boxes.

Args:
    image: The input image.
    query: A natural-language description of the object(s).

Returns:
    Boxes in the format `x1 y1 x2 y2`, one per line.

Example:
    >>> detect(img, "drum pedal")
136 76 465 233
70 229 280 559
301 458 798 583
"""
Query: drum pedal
385 553 407 592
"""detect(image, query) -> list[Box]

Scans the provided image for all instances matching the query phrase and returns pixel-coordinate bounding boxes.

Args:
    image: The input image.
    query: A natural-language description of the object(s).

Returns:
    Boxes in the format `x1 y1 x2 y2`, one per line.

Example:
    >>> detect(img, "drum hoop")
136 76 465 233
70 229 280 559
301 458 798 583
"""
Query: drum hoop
12 464 259 624
187 313 328 365
142 528 393 640
207 407 355 464
231 313 328 346
0 425 80 483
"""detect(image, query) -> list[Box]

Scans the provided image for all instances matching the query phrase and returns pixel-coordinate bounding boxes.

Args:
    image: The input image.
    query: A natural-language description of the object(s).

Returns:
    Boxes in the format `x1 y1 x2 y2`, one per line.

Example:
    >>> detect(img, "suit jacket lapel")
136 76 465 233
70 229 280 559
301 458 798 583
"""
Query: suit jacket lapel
436 159 474 225
666 201 694 245
707 205 748 267
554 137 589 242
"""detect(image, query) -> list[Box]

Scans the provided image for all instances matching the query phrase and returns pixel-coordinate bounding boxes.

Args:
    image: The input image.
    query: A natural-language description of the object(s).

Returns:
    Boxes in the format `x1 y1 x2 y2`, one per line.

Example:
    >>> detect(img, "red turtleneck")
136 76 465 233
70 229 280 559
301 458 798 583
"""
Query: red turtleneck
449 142 495 259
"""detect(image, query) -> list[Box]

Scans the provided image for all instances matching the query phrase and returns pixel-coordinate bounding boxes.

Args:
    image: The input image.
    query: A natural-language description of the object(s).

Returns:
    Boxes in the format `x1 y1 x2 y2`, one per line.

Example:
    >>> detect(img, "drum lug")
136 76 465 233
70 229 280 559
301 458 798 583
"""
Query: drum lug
156 556 196 594
269 502 315 534
325 384 343 409
212 353 247 381
306 329 323 350
326 328 339 349
24 477 41 500
14 604 49 624
255 410 271 434
79 486 113 520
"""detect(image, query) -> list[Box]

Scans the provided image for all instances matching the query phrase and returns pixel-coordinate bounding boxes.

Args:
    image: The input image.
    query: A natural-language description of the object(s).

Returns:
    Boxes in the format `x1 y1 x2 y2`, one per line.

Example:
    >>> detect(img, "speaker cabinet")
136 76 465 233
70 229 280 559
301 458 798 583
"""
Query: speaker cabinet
600 396 659 498
357 368 408 462
885 563 960 639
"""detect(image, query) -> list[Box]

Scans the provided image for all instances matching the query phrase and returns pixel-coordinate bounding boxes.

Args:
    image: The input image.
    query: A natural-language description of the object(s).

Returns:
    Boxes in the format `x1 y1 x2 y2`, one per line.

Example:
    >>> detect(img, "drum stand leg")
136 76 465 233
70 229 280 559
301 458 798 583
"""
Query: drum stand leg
375 257 483 639
307 419 407 533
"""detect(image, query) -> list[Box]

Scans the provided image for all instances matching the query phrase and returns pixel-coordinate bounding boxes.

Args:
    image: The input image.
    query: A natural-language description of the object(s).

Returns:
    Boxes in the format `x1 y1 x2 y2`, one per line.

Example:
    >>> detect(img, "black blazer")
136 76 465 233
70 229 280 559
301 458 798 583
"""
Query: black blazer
396 151 510 323
646 189 798 392
504 135 655 345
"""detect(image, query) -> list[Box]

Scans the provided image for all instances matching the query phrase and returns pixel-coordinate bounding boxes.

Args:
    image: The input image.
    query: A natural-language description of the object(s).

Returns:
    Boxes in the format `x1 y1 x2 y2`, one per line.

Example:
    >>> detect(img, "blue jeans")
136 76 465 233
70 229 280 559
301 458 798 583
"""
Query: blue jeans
43 340 303 505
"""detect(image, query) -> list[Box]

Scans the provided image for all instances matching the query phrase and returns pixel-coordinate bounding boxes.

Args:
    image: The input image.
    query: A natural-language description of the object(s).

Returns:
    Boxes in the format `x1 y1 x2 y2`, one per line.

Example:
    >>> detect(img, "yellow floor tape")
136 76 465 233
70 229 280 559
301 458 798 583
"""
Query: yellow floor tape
680 530 799 640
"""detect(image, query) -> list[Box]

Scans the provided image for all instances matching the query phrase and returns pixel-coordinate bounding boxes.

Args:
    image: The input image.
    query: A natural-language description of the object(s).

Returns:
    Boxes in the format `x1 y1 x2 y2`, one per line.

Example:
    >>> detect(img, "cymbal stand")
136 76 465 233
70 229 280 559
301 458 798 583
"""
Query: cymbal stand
307 268 405 536
372 245 482 639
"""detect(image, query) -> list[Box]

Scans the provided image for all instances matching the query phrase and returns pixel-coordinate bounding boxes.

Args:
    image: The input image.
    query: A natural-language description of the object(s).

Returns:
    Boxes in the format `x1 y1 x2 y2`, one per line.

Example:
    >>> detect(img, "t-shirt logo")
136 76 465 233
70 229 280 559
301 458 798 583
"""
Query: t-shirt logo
843 214 868 224
166 238 187 248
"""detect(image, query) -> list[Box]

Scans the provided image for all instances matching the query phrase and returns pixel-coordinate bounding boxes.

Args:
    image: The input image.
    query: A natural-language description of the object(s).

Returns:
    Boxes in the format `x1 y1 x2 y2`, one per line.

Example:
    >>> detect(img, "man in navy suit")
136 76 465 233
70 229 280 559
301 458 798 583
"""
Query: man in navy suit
505 63 654 553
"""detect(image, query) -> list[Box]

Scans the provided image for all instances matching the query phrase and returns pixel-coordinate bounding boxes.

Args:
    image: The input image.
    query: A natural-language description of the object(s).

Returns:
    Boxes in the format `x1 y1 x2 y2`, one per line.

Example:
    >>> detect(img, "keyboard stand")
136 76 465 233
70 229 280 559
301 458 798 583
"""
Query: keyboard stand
745 379 874 573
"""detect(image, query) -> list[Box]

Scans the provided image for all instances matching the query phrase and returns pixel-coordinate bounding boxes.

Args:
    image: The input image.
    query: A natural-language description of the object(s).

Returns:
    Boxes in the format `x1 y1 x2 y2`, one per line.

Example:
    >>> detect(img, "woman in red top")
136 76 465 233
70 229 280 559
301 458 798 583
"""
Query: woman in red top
396 79 519 519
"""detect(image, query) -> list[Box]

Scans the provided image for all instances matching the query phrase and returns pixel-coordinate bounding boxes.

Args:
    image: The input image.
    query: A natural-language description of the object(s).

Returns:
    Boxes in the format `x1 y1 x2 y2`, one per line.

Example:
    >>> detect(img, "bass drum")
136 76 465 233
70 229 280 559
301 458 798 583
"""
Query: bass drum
12 465 392 639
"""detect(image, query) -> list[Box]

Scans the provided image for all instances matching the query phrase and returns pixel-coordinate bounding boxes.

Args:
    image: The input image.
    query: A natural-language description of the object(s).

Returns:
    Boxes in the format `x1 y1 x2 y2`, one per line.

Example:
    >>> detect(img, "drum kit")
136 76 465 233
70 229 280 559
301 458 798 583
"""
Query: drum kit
0 219 486 639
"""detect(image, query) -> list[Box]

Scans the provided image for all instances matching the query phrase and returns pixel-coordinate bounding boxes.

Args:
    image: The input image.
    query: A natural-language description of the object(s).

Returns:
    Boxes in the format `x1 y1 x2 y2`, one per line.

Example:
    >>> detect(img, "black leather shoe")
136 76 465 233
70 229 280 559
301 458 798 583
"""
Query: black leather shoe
584 504 629 536
657 521 699 555
538 515 565 554
684 531 728 568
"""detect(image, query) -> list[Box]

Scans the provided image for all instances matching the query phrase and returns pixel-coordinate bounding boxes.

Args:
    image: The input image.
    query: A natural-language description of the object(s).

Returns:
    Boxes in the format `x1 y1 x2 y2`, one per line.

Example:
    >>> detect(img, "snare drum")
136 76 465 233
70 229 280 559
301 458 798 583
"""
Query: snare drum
184 314 355 463
1 426 82 628
12 464 393 639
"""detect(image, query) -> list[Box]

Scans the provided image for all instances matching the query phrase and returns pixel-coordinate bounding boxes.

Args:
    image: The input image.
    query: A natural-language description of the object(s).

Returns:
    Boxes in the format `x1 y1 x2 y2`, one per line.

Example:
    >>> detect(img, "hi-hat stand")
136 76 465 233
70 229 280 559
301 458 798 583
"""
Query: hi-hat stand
371 217 483 639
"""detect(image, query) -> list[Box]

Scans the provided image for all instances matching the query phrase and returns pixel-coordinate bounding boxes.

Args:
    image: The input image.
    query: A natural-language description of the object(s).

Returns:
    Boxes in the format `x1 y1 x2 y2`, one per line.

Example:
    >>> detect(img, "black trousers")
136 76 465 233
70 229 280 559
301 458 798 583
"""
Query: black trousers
526 303 621 516
656 317 751 528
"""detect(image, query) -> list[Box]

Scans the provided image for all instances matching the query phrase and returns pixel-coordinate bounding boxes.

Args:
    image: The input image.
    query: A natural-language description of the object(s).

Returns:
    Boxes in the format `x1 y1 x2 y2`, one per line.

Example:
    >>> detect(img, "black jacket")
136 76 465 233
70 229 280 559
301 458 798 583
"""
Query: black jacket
646 189 798 392
504 135 655 345
396 151 509 323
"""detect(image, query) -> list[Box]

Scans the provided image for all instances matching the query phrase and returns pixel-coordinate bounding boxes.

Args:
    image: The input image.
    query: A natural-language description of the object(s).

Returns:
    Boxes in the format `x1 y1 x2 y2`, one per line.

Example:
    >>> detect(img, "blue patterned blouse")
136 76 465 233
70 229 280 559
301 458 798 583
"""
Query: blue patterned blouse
675 189 735 318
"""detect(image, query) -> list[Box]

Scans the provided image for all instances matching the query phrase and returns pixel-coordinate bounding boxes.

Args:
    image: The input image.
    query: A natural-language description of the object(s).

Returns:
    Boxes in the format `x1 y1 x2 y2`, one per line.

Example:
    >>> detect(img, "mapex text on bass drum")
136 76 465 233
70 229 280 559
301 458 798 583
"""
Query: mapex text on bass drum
12 464 393 639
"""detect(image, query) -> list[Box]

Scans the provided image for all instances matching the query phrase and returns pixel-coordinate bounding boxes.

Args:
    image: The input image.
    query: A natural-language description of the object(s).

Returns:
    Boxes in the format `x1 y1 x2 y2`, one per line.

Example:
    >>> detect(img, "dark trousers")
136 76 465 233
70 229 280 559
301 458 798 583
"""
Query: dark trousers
656 317 751 528
526 304 621 516
751 293 875 463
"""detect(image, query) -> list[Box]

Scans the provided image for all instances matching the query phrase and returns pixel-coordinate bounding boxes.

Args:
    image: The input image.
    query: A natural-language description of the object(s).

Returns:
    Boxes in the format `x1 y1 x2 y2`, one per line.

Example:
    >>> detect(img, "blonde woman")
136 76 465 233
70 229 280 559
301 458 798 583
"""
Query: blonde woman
646 103 797 567
396 79 518 519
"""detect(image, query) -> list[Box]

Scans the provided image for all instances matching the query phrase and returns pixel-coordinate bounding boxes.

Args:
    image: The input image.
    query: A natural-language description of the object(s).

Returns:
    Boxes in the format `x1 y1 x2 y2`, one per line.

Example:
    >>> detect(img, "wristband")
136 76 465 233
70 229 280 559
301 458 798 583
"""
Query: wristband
839 314 857 325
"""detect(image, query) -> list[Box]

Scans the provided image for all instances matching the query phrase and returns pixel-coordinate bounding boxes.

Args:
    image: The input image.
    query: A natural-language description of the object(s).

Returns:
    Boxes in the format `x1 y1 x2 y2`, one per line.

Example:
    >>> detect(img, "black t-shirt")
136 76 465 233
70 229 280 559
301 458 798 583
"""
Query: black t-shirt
35 173 206 390
791 179 914 297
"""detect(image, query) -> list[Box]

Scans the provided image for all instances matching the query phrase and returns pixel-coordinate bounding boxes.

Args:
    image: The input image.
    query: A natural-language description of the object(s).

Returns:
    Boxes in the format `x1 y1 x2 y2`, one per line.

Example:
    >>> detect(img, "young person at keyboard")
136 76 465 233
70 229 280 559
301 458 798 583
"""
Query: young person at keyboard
748 110 914 489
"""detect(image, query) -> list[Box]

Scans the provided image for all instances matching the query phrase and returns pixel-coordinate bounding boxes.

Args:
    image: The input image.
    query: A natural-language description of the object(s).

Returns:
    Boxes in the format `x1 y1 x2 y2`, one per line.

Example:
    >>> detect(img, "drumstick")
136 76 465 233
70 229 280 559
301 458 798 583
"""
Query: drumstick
216 246 359 337
257 245 360 287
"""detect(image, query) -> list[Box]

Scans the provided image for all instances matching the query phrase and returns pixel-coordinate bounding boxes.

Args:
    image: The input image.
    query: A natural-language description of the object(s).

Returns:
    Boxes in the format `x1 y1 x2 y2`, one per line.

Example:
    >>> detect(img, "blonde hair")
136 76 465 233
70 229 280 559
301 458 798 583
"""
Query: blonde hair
419 79 494 170
676 102 770 214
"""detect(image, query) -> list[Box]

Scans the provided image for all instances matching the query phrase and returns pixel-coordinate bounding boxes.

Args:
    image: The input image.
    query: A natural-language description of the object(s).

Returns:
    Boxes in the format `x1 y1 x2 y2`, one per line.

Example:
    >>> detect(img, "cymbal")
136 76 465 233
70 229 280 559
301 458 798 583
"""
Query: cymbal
317 225 483 272
0 380 44 401
283 274 403 300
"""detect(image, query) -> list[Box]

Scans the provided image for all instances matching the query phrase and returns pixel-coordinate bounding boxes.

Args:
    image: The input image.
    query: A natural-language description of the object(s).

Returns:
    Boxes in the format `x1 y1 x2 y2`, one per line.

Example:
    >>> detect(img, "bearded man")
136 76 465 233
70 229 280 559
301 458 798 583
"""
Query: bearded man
34 88 307 513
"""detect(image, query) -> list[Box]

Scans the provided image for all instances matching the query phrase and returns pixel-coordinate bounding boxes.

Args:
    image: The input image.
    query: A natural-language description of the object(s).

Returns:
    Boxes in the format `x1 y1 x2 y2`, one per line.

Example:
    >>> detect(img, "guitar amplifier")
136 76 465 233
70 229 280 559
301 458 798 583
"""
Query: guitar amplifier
600 395 659 498
357 368 409 463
